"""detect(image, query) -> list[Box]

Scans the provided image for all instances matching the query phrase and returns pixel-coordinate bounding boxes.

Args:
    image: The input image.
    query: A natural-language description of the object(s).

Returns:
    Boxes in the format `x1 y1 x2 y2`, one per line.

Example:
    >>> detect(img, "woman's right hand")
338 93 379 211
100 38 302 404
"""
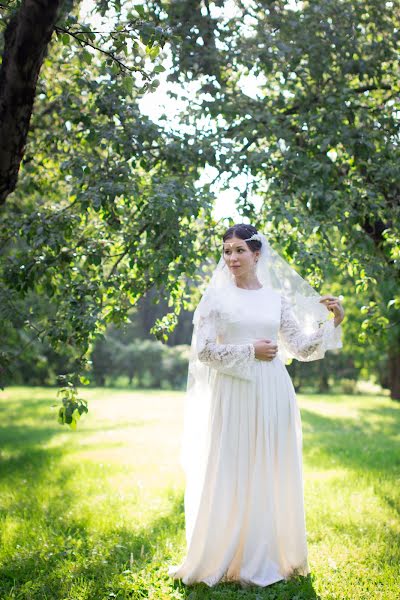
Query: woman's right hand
253 339 278 361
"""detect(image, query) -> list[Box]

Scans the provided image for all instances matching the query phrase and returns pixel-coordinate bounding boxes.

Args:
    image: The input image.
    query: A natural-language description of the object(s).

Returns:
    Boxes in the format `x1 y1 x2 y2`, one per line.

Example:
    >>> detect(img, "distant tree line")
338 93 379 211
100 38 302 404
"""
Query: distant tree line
7 282 388 395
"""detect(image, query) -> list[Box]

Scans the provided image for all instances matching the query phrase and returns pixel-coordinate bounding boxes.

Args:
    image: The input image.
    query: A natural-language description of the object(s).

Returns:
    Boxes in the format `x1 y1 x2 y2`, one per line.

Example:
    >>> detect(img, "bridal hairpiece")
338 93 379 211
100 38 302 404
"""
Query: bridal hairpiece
243 233 262 242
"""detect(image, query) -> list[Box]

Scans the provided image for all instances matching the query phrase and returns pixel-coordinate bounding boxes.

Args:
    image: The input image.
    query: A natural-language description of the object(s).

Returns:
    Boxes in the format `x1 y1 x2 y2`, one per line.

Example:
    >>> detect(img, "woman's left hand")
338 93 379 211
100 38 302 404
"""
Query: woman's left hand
319 295 345 327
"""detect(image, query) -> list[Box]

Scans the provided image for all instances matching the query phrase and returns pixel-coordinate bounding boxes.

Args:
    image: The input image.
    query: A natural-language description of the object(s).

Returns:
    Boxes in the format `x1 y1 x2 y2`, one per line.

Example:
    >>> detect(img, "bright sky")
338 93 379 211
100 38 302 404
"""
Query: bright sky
79 1 301 222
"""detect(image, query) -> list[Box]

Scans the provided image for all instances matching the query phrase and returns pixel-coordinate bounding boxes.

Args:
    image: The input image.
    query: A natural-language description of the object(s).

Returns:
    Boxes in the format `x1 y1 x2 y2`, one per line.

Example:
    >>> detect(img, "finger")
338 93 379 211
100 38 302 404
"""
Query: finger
326 302 340 311
319 296 337 303
320 294 344 303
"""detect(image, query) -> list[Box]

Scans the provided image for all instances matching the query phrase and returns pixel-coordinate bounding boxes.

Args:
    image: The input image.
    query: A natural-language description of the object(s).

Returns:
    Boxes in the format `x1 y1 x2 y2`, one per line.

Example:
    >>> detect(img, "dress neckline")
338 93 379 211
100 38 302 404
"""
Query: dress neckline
234 285 264 292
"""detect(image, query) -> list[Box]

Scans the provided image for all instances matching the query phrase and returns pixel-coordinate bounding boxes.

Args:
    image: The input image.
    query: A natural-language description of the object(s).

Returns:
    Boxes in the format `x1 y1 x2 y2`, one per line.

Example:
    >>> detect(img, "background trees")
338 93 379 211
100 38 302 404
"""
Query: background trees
1 0 399 407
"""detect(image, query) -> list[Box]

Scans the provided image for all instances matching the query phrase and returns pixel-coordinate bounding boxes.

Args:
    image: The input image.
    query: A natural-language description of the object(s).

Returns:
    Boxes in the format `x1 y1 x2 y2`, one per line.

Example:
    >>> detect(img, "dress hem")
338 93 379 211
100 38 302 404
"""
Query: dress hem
168 563 310 588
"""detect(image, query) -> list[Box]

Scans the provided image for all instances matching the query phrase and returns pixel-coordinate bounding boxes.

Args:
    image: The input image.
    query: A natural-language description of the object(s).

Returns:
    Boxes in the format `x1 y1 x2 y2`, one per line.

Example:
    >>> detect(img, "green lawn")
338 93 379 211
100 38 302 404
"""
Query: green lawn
0 387 399 600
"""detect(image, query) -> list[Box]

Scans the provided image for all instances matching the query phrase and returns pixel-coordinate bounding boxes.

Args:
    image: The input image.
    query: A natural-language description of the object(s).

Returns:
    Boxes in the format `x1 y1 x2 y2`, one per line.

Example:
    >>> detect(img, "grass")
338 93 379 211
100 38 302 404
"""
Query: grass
0 386 399 600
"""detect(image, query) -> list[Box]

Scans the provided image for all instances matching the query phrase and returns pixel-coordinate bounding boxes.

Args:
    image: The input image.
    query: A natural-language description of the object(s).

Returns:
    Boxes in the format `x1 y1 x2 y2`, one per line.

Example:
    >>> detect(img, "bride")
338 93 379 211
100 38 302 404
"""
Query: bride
168 223 345 587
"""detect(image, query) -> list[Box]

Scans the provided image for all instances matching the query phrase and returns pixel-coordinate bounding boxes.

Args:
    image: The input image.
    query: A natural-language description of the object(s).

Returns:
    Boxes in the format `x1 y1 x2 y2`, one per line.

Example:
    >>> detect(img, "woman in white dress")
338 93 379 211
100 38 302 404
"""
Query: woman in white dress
169 223 345 588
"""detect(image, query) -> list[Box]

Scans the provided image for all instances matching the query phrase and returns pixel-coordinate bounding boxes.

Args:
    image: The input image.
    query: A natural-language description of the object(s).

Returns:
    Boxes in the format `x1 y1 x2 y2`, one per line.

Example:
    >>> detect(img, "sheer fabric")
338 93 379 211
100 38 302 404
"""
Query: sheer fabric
278 295 342 362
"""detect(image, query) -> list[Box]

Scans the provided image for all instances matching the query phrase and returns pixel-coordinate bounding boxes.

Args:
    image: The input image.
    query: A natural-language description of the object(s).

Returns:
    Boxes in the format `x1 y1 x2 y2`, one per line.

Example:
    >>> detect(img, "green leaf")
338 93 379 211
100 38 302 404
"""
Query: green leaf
81 49 92 65
135 4 145 17
122 76 134 95
72 408 81 421
146 45 160 60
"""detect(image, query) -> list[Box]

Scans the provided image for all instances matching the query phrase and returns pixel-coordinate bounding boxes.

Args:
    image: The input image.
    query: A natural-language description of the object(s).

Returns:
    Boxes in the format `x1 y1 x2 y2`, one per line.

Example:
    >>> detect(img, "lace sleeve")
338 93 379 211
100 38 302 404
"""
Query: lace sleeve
196 310 255 381
278 295 342 362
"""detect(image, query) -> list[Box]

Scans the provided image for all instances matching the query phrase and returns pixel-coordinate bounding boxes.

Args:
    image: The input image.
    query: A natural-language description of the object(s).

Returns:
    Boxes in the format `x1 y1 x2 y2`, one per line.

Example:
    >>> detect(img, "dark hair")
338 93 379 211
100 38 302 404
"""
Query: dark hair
222 223 261 253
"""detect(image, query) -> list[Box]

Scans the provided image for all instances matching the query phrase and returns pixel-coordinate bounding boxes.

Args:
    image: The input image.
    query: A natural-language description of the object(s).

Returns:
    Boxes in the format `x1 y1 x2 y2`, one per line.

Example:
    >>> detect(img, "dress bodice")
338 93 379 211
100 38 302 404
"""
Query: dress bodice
217 286 281 345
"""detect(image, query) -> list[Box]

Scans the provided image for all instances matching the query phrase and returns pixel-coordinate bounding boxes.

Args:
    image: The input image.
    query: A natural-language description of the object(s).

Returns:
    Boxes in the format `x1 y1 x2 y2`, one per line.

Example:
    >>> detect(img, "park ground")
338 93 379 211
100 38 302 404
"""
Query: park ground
0 386 399 600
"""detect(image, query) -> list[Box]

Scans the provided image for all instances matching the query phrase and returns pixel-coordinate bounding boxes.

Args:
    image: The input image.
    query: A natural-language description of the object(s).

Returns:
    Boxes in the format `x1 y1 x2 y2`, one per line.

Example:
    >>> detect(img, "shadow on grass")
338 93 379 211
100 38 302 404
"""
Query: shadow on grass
172 574 319 600
0 392 64 454
301 402 400 552
300 403 400 474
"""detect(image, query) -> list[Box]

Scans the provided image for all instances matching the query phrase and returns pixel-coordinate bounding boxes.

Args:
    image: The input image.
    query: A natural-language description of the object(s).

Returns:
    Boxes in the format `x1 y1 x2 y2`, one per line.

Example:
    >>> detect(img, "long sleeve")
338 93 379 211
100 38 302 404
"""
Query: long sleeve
196 309 255 381
278 295 342 362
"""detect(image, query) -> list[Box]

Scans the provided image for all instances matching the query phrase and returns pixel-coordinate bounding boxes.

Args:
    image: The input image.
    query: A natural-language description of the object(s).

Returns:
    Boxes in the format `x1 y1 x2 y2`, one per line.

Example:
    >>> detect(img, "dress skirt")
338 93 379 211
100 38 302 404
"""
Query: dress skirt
168 357 310 587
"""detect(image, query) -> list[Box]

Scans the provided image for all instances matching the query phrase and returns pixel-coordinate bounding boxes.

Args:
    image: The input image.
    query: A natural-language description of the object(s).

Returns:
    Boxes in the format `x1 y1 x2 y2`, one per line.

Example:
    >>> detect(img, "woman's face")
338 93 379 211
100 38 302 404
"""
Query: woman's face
223 235 260 276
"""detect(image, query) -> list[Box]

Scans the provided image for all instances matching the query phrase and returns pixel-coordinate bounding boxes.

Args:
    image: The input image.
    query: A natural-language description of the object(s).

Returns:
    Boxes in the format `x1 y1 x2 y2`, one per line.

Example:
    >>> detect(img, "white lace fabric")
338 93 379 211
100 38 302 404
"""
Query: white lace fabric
278 295 342 362
196 310 256 381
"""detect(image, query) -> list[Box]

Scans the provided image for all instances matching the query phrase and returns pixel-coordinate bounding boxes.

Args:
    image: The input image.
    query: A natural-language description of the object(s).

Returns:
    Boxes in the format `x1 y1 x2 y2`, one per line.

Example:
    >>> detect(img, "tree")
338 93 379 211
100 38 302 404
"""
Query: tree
0 1 216 425
150 0 400 398
0 0 171 203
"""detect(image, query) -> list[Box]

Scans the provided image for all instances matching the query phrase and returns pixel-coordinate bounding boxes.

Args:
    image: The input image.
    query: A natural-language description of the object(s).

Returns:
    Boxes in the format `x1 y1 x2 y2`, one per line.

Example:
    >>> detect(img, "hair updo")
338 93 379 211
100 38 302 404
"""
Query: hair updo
222 223 262 253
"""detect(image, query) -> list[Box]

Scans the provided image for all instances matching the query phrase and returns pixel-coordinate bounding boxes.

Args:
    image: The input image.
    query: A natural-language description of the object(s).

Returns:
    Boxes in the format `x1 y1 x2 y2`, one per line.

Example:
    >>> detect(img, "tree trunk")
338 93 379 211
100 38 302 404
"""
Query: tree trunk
289 360 301 392
318 362 330 393
0 0 64 204
388 346 400 401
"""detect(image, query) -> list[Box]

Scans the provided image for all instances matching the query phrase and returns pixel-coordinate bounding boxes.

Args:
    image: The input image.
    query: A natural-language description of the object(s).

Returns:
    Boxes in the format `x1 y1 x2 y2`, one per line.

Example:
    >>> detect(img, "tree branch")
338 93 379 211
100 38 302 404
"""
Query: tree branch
55 25 151 78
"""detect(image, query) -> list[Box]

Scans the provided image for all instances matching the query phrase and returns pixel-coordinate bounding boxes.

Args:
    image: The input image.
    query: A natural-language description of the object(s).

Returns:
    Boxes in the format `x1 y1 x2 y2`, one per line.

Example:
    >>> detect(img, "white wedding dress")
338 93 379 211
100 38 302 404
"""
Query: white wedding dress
169 284 342 587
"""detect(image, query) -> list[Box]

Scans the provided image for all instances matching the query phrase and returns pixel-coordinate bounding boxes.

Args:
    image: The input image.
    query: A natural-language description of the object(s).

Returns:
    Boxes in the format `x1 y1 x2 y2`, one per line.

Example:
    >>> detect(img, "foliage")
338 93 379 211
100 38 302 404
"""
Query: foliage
55 382 88 430
0 3 216 416
90 336 190 389
0 0 174 202
0 387 399 598
340 378 358 394
0 284 195 387
149 0 400 396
